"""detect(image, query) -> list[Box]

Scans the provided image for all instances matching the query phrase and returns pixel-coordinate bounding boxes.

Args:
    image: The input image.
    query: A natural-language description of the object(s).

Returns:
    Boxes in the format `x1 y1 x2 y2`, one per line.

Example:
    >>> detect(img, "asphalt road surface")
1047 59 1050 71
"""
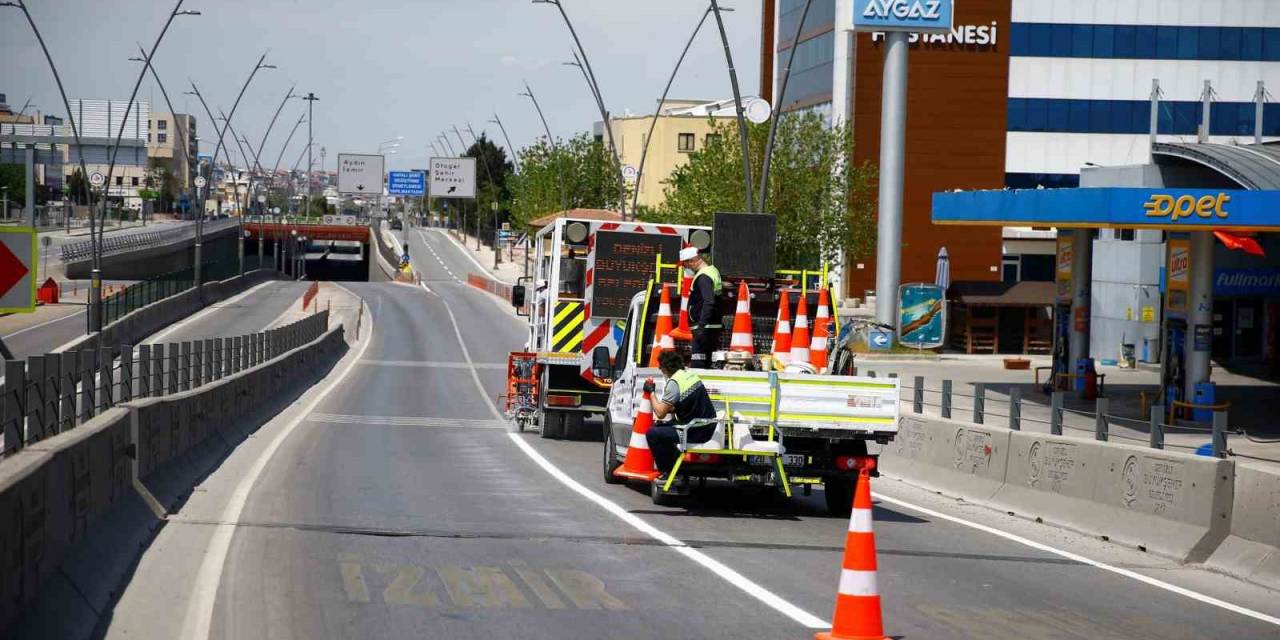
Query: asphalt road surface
66 227 1280 639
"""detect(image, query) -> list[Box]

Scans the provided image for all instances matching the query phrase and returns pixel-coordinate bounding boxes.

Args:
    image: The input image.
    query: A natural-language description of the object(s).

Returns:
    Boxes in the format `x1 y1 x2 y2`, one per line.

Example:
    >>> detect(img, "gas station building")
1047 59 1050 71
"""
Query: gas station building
934 141 1280 409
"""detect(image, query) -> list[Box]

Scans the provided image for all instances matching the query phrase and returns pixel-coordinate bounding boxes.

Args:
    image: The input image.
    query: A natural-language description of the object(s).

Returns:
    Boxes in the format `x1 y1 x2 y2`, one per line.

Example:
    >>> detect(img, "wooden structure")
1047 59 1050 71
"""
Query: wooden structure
948 281 1054 354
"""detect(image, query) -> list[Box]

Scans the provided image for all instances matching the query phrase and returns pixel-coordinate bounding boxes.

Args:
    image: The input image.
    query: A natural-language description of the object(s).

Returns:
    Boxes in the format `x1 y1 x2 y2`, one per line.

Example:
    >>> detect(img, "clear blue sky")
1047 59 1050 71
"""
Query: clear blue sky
2 0 763 172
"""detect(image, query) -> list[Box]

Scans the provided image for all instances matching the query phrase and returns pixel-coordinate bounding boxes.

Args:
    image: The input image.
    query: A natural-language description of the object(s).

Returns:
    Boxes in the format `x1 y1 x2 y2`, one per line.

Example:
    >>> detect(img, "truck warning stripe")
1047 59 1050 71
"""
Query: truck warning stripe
552 302 586 353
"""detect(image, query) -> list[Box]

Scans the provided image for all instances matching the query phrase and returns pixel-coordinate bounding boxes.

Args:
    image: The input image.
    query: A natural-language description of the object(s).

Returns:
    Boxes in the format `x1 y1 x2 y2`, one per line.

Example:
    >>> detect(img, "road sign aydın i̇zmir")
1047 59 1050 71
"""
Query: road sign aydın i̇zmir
897 283 947 348
388 171 426 196
337 153 386 195
852 0 954 33
429 157 477 199
0 227 37 313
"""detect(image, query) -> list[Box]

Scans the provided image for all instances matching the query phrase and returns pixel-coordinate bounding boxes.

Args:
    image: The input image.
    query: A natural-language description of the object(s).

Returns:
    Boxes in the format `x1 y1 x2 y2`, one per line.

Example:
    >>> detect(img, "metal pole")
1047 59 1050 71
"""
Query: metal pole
1199 80 1212 143
1255 81 1266 145
520 83 567 211
490 113 520 174
1009 386 1021 430
1095 396 1109 441
272 113 307 175
709 0 754 213
940 379 952 419
631 6 713 215
874 30 909 329
255 85 296 170
1212 410 1228 458
1051 391 1064 435
135 45 197 284
303 93 317 218
760 0 813 212
565 52 626 216
1149 79 1161 161
24 147 35 227
1185 231 1215 400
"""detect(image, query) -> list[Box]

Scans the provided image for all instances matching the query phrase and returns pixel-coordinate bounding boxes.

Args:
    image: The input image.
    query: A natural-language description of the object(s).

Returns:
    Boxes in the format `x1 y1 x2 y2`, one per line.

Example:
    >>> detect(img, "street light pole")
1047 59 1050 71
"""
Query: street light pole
489 113 521 174
709 0 754 213
632 5 715 215
130 44 195 234
519 82 568 212
465 123 501 266
302 92 318 218
760 0 813 213
450 126 476 248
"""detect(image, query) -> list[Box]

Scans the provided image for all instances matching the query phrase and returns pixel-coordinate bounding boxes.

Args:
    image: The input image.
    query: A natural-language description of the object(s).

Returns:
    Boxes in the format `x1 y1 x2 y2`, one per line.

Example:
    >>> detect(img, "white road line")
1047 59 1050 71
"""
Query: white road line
1 307 85 339
428 277 830 631
181 297 374 640
506 433 829 629
871 490 1280 628
146 280 279 345
430 228 502 282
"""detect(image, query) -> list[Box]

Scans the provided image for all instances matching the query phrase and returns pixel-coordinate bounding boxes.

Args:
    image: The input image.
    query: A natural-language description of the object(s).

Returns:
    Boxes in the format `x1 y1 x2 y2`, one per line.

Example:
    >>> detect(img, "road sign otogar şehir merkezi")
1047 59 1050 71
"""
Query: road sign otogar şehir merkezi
0 227 37 313
429 157 477 199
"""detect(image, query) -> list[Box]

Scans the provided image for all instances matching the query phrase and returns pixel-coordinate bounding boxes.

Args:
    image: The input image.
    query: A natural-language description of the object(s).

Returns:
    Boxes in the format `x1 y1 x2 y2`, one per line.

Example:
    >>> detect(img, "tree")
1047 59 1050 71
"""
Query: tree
643 112 876 270
462 133 514 241
507 132 623 230
65 168 90 205
0 164 24 215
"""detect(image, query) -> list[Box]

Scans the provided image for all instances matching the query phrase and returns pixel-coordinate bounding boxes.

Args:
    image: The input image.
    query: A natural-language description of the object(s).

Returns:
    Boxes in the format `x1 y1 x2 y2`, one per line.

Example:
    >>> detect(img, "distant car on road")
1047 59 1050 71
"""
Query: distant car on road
390 219 403 230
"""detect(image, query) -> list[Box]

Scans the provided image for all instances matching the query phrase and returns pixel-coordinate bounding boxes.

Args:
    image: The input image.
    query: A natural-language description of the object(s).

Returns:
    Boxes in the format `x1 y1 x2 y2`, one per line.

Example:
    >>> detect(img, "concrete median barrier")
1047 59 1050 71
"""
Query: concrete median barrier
1206 464 1280 587
0 323 348 636
880 414 1012 502
994 431 1232 563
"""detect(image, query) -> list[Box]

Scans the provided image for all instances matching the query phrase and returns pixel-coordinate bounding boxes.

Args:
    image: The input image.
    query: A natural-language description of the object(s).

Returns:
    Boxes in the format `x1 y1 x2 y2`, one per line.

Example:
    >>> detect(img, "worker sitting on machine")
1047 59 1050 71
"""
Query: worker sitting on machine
645 351 718 490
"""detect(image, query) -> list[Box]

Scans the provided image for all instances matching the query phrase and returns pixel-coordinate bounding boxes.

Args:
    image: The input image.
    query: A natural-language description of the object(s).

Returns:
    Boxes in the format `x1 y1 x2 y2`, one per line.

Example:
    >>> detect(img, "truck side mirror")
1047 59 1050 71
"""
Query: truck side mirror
591 346 612 380
511 284 526 309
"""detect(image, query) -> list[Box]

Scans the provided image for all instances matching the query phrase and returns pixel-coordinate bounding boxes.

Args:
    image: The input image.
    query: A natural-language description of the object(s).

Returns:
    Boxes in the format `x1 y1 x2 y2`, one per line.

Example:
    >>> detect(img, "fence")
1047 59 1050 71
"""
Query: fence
0 310 330 456
885 372 1235 459
60 218 238 262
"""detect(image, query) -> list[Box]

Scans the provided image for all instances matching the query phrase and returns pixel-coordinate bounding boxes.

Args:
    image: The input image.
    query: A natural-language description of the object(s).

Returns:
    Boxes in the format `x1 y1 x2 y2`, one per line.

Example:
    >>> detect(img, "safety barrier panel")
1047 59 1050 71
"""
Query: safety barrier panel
59 218 238 262
0 322 347 634
1207 464 1280 586
466 272 514 302
302 281 319 310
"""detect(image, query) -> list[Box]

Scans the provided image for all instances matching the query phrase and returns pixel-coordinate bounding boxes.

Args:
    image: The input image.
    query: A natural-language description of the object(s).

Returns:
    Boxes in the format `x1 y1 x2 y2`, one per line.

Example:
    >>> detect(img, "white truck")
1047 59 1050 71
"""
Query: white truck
509 216 713 440
590 280 901 513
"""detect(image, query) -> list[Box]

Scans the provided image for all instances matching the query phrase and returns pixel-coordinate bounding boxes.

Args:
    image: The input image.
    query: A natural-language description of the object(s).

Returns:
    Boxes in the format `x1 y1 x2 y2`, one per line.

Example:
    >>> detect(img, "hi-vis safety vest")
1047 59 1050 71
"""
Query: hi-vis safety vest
670 369 717 426
690 264 723 330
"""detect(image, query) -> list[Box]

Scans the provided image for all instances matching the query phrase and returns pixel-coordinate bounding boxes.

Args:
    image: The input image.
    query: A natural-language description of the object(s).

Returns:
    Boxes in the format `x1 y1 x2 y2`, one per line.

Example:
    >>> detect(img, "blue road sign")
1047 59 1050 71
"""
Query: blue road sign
870 329 894 351
388 171 426 196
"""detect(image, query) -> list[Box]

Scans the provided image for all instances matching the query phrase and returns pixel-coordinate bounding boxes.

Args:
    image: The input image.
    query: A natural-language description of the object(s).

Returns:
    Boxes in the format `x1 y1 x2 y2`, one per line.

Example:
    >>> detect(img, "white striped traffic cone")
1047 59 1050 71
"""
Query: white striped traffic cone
816 459 888 640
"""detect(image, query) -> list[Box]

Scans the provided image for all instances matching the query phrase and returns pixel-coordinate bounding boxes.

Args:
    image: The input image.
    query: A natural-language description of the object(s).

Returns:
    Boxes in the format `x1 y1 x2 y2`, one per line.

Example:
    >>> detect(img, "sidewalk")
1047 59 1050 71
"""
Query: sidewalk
443 226 529 284
268 282 365 346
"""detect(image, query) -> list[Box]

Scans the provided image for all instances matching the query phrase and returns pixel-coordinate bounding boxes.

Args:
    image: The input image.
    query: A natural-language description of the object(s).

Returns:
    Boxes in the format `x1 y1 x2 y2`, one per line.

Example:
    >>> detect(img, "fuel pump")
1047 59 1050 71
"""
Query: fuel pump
1162 319 1187 409
1048 301 1072 393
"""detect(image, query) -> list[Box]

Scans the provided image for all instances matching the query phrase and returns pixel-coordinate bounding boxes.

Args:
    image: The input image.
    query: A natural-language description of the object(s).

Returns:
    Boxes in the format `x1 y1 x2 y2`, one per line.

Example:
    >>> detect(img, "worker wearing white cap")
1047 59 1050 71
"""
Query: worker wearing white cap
680 244 722 368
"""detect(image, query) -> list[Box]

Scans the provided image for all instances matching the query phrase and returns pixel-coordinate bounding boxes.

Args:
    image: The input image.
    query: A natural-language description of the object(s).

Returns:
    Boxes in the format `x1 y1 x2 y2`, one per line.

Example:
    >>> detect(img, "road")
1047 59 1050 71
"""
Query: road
67 228 1280 639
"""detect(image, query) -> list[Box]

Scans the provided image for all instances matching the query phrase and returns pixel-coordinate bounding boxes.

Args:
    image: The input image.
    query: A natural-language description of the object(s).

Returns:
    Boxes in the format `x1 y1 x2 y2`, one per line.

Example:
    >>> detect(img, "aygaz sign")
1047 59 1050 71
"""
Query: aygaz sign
853 0 955 33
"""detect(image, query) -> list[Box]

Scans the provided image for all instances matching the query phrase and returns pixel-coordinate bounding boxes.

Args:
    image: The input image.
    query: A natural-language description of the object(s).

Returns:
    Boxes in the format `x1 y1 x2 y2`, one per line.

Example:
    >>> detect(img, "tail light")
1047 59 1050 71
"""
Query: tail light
834 455 876 472
545 394 580 407
684 452 721 464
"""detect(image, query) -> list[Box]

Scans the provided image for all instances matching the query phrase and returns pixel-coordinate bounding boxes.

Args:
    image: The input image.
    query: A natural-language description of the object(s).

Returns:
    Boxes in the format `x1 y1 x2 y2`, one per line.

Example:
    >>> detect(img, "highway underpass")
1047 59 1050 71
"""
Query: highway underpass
10 225 1274 640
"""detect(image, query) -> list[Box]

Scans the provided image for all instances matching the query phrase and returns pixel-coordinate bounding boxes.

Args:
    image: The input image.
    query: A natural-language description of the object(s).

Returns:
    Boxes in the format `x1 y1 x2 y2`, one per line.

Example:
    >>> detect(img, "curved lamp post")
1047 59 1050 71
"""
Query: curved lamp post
708 0 754 213
759 0 813 213
519 83 568 212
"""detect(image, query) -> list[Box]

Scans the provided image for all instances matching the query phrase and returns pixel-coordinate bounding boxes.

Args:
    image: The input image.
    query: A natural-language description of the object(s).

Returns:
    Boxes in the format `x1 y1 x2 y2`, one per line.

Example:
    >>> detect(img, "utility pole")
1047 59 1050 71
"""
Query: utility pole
303 92 318 218
709 0 754 213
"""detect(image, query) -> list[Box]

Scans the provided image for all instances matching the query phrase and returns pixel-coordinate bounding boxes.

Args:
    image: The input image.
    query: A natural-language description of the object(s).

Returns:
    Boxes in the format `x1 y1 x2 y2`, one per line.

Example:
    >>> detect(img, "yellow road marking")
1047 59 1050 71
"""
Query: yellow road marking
438 566 533 609
510 561 567 610
377 564 440 608
545 569 629 611
339 561 371 603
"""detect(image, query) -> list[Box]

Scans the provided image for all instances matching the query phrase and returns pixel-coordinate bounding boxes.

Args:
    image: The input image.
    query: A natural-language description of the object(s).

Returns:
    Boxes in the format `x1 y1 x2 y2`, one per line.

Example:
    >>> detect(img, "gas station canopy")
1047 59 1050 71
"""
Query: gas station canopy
933 187 1280 231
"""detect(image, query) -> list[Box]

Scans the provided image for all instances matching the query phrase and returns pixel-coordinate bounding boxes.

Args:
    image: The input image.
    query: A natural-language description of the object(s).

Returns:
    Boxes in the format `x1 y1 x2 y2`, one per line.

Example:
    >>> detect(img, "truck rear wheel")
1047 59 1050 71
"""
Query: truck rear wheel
562 412 591 441
541 410 566 439
603 418 624 484
824 476 855 517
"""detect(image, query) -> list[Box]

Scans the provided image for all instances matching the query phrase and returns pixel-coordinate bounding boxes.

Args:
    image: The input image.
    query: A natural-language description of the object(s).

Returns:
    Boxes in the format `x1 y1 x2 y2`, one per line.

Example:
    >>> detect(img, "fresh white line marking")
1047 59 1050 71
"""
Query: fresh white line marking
146 280 279 345
181 293 373 640
429 281 829 630
872 490 1280 628
507 433 829 629
2 308 85 339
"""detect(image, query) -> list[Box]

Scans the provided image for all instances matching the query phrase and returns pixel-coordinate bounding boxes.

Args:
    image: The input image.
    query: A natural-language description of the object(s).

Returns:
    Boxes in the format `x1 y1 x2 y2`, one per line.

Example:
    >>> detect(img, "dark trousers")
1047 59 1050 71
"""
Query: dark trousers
690 328 721 369
646 423 716 473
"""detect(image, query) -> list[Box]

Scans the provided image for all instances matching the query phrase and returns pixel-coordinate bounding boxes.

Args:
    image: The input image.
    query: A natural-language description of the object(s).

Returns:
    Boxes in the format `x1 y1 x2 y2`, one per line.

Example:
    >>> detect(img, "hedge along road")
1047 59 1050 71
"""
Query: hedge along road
71 226 1280 640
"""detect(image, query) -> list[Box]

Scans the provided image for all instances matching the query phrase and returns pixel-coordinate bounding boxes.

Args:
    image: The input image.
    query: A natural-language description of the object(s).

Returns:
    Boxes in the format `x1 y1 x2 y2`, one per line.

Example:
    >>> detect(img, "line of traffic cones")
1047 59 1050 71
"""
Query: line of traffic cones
816 458 888 640
648 284 675 368
612 378 661 481
766 288 833 373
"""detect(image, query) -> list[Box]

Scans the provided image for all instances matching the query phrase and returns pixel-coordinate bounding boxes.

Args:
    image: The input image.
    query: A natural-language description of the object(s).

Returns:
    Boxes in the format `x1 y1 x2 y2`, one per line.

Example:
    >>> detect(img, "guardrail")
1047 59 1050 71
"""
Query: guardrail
0 311 330 456
59 218 239 262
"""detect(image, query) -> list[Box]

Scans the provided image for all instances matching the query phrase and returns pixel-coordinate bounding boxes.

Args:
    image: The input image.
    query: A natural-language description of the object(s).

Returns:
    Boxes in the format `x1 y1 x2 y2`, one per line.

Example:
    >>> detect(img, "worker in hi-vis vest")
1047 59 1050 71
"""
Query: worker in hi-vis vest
680 245 722 369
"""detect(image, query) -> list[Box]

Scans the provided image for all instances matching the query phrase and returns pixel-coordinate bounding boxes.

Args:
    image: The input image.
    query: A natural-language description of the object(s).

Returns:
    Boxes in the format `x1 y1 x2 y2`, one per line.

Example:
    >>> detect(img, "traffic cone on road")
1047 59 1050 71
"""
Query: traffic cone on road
613 379 661 482
648 284 675 367
790 294 812 365
816 460 889 640
771 290 793 364
729 281 754 353
810 288 832 373
669 274 693 342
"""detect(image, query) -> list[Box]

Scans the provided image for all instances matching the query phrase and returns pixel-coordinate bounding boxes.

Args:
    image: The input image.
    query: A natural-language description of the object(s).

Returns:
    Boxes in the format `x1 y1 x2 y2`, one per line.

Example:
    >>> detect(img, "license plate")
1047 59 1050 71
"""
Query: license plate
750 454 806 467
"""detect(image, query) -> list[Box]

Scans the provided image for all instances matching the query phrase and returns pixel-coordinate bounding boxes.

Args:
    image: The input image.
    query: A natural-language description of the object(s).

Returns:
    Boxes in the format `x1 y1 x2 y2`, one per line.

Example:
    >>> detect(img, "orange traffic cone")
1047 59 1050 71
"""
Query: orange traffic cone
648 284 675 367
816 460 888 640
771 290 793 364
669 274 693 342
613 379 661 482
790 294 812 365
810 288 832 372
729 281 754 353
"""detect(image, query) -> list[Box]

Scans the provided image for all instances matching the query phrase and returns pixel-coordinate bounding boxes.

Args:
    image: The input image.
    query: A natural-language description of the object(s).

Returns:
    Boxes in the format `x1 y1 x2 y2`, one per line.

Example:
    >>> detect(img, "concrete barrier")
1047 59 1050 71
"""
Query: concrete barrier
1206 464 1280 587
880 412 1235 565
0 324 347 636
994 431 1232 563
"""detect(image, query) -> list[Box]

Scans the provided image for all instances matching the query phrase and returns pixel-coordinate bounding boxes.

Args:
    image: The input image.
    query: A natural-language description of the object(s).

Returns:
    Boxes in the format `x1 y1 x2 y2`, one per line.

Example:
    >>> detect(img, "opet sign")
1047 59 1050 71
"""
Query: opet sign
1143 193 1230 222
854 0 954 33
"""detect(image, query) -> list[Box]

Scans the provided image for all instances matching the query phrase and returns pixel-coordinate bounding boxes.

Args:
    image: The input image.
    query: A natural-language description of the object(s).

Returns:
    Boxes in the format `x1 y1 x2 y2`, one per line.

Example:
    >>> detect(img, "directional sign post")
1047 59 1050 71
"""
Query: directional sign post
388 171 426 197
429 157 477 199
0 227 37 313
337 153 386 195
869 329 894 351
